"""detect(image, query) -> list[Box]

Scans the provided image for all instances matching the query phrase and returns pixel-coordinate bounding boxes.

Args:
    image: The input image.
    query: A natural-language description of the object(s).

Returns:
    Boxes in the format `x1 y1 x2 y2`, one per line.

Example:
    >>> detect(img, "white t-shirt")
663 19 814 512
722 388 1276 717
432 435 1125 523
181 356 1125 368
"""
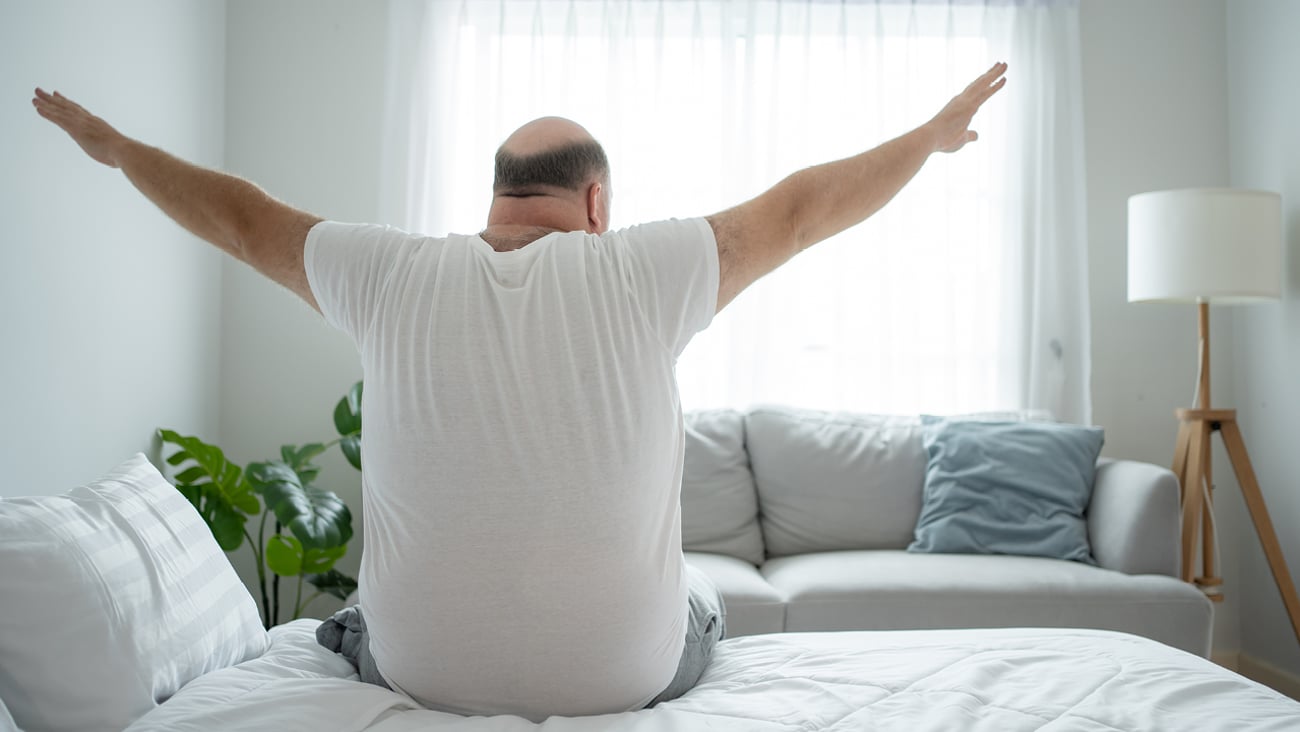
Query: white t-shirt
304 218 718 721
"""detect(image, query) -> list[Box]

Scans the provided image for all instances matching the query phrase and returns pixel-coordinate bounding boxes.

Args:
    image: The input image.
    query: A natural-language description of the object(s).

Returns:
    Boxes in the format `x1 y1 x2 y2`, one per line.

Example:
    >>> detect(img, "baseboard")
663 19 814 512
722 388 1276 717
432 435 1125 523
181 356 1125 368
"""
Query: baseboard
1238 653 1300 702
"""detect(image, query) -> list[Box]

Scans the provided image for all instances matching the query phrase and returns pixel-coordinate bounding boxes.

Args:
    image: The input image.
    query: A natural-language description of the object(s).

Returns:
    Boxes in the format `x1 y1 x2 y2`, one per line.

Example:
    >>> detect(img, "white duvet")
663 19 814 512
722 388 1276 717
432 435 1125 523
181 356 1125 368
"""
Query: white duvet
126 621 1298 731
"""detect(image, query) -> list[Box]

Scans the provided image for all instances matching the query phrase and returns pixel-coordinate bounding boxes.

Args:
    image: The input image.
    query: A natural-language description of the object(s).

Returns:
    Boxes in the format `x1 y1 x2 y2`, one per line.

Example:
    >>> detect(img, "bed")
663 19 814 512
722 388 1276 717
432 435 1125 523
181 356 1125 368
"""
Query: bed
123 620 1299 731
4 456 1298 732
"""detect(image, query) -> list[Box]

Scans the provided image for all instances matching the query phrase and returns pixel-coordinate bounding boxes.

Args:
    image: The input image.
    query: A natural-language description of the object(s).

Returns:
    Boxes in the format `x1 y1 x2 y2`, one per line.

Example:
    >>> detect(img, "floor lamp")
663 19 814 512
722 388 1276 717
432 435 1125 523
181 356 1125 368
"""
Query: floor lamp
1128 187 1300 645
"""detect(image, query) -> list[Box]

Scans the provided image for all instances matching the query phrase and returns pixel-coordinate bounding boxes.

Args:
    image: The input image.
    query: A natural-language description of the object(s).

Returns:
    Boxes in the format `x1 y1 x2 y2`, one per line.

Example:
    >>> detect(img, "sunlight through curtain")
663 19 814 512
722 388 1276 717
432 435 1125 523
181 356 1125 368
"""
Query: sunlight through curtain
381 0 1091 423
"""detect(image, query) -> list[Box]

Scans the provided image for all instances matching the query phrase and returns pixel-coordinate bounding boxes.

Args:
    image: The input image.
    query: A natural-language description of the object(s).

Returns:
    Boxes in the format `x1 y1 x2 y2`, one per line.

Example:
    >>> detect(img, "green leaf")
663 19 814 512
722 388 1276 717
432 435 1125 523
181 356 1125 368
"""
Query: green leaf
333 382 363 471
278 443 327 486
306 569 358 601
333 382 363 435
248 461 353 550
279 443 328 470
302 544 347 574
233 487 260 515
173 466 208 485
294 443 328 467
210 504 247 552
339 435 361 471
158 428 259 549
266 534 303 577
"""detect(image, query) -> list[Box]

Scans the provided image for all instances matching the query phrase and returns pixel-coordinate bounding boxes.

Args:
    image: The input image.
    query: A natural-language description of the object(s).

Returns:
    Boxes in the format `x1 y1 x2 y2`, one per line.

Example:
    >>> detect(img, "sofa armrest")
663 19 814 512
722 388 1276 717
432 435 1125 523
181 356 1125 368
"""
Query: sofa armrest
1087 458 1181 577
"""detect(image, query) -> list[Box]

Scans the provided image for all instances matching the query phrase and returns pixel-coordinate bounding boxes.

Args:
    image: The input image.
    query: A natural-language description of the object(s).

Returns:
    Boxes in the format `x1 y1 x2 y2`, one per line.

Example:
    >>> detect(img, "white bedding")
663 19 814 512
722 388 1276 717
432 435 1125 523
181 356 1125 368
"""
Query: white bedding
126 621 1298 731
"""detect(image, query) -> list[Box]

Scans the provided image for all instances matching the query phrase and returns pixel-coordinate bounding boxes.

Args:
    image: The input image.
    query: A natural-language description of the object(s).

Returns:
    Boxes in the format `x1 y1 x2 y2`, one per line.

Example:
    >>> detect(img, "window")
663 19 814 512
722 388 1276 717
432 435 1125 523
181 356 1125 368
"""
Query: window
384 0 1090 421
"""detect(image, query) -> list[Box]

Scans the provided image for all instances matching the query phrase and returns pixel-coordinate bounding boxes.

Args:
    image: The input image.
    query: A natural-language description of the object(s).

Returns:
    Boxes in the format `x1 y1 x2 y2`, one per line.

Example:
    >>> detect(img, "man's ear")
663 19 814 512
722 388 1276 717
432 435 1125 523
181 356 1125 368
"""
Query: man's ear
586 181 608 234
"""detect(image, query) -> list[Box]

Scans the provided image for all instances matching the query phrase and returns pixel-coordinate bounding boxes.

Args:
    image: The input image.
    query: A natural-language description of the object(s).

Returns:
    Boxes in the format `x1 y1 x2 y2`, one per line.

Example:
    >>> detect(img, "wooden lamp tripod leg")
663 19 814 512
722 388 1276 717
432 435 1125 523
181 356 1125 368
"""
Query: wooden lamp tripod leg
1177 419 1207 584
1219 419 1300 645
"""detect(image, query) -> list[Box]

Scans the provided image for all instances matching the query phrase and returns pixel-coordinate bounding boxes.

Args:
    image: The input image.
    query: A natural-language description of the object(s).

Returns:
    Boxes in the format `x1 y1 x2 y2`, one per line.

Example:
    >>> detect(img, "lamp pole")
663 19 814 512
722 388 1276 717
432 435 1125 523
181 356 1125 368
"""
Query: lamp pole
1171 304 1300 643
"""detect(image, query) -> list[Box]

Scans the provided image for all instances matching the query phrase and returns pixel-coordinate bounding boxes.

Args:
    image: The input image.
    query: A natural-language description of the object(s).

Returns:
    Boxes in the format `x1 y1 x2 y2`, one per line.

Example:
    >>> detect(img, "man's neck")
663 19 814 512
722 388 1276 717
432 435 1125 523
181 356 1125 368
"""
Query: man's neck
477 224 565 252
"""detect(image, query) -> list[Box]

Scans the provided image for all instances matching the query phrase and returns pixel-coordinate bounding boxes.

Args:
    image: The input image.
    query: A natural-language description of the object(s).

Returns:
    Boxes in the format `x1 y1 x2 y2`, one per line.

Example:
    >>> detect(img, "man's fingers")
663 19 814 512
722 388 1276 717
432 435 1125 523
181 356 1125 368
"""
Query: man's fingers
34 104 69 128
33 97 67 120
35 88 66 108
52 91 85 112
33 88 95 132
957 65 1006 112
979 76 1007 103
33 89 69 116
983 61 1008 82
34 88 84 115
965 62 1006 91
32 90 81 133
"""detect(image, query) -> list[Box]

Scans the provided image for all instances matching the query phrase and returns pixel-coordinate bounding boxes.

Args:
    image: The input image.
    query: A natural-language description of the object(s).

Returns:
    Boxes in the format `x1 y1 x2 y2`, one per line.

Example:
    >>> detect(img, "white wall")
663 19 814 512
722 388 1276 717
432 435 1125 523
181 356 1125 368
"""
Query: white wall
219 0 389 616
0 1 226 496
1226 0 1300 679
1078 0 1245 656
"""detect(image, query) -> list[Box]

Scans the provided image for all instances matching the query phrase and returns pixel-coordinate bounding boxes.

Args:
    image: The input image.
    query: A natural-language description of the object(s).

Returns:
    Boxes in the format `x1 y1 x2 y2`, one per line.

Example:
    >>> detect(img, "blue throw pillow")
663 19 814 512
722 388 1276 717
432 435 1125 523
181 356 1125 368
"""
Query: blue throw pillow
908 417 1105 564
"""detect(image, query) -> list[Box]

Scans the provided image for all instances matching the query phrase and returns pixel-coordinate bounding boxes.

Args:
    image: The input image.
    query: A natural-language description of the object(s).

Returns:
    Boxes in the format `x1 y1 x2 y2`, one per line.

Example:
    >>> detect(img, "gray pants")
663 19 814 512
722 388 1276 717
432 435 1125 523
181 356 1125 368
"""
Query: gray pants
644 563 727 706
316 564 726 708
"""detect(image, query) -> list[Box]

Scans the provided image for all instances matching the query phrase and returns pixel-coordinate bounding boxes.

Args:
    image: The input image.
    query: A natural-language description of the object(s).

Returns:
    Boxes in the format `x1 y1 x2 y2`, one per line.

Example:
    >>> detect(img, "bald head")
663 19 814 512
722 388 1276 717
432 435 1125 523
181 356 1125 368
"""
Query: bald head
494 117 609 196
501 117 594 155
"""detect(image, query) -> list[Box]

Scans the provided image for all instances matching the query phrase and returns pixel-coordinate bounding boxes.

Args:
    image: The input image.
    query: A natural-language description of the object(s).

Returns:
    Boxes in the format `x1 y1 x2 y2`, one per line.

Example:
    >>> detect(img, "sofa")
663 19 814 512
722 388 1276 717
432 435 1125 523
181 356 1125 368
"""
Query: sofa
678 406 1214 657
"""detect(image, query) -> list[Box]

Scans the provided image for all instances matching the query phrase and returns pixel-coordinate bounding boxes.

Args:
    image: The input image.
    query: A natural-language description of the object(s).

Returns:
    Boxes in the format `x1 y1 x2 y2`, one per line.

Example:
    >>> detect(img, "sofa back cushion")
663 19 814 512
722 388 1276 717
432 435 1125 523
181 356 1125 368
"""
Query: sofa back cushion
745 406 927 556
681 409 765 565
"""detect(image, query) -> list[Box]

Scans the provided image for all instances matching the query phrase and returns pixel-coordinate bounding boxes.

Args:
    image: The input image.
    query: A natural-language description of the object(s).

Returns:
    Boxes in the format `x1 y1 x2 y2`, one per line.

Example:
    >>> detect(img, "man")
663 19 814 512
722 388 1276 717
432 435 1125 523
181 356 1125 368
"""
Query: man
32 61 1006 720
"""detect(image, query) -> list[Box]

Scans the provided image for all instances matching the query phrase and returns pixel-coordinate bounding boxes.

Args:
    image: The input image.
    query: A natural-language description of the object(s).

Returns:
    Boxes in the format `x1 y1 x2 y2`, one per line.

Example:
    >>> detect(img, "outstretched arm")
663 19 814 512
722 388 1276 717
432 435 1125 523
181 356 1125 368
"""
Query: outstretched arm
32 88 323 312
707 62 1008 312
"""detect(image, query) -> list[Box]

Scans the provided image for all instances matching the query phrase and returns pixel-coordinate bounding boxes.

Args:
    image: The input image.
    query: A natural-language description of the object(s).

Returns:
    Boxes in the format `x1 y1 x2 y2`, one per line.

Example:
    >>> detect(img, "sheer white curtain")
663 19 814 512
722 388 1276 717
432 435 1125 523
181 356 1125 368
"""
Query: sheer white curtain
381 0 1091 423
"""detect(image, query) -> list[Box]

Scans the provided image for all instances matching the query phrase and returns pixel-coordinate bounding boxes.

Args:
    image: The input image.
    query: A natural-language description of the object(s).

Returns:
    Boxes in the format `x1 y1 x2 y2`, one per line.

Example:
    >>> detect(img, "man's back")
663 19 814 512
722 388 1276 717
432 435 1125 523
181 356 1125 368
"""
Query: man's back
304 218 718 719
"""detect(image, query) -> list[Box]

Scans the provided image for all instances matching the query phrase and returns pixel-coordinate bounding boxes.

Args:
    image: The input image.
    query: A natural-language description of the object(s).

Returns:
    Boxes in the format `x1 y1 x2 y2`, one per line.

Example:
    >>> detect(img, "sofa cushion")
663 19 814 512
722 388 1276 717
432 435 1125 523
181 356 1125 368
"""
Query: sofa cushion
909 418 1104 564
761 550 1212 657
681 410 764 565
684 552 786 636
0 454 269 732
745 406 926 556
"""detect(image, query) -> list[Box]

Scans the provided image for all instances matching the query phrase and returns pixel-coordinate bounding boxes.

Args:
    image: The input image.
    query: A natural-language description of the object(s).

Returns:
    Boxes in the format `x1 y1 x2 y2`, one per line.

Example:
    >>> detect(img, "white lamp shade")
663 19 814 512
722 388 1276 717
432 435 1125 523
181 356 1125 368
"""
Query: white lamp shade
1128 188 1283 303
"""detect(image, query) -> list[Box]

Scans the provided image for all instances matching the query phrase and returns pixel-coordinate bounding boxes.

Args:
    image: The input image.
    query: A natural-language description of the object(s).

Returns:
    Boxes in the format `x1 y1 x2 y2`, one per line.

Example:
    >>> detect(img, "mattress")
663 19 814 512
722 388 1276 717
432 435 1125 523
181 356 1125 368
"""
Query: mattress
125 620 1298 731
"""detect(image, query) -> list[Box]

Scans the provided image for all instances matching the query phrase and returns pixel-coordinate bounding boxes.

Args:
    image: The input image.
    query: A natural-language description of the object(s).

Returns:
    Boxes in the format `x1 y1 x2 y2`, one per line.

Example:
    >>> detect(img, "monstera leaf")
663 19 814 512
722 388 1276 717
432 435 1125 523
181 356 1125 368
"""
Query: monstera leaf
306 569 359 601
280 442 327 485
333 381 363 470
247 461 352 551
265 534 347 577
159 429 260 551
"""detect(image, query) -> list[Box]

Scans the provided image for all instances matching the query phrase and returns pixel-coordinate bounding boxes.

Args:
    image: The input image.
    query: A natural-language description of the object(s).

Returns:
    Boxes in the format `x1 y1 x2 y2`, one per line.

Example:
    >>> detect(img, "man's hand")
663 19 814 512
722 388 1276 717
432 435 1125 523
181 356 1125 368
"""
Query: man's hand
32 88 127 168
708 62 1008 311
925 62 1008 154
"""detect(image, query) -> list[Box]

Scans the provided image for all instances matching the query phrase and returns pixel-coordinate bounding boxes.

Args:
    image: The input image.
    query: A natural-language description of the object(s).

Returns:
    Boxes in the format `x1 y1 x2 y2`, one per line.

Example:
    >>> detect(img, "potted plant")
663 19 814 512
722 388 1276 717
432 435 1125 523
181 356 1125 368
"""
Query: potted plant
158 382 363 629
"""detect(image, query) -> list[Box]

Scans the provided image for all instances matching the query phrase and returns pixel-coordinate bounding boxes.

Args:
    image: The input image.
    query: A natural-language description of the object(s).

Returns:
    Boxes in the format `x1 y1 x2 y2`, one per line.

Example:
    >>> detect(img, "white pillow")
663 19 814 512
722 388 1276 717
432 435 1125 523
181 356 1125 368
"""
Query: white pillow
0 454 268 732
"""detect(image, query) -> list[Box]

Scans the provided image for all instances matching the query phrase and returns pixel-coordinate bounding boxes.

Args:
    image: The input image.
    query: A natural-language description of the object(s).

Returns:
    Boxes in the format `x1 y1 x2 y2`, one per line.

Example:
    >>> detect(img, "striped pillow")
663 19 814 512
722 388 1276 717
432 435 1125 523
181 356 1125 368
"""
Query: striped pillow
0 454 268 732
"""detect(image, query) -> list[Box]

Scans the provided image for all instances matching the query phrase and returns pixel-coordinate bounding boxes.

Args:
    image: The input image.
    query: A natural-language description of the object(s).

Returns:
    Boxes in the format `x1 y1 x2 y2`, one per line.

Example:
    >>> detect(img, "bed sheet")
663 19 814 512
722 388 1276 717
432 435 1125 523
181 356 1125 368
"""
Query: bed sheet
126 620 1299 731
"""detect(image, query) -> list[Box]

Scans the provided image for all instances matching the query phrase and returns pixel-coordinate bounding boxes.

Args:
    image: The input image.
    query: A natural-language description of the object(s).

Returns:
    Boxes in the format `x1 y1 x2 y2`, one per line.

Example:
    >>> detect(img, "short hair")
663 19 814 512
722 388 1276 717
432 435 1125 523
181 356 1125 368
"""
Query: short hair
493 140 609 196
